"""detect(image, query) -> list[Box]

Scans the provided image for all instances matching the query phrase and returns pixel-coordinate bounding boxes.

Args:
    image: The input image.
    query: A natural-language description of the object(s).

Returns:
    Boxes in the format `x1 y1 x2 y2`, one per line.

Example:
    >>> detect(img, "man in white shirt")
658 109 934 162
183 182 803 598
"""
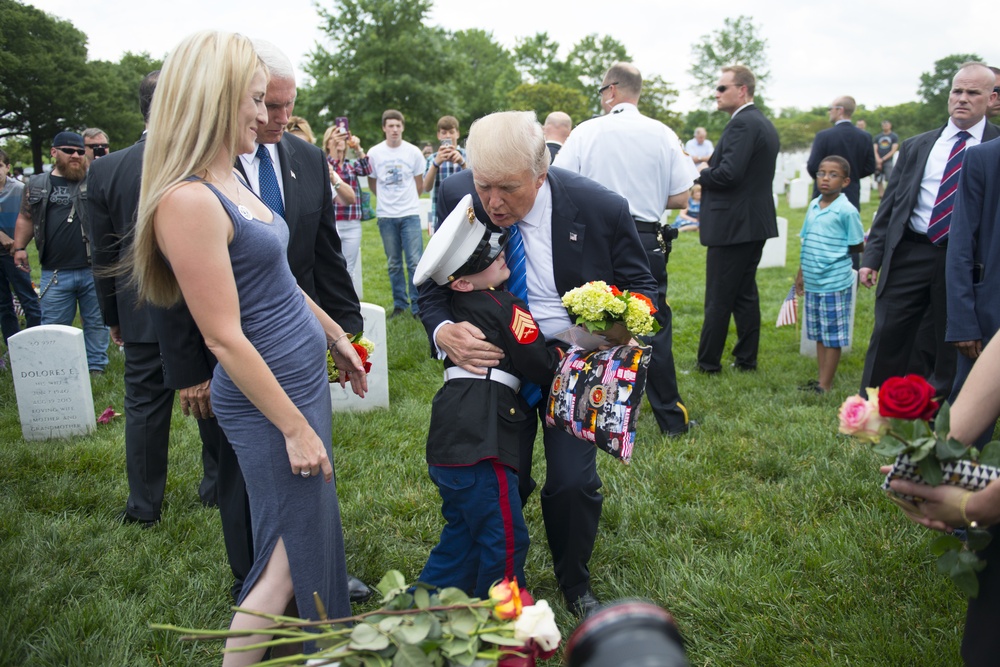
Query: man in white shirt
368 109 426 318
556 62 697 437
684 127 713 167
860 62 999 398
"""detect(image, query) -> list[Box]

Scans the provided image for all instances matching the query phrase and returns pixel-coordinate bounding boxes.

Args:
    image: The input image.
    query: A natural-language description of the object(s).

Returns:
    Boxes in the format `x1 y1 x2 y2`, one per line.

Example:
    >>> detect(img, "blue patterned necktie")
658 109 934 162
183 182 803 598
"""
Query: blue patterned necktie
926 130 971 245
256 144 285 217
505 223 543 407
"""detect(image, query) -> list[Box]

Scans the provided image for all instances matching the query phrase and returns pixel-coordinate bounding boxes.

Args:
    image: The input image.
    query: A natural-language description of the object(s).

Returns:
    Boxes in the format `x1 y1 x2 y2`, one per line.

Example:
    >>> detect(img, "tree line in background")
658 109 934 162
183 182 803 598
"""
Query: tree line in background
0 0 986 173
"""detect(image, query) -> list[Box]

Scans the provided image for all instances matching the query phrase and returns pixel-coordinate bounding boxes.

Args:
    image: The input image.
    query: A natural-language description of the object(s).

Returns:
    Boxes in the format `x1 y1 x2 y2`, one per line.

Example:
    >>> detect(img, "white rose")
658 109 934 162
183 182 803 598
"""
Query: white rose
513 600 561 652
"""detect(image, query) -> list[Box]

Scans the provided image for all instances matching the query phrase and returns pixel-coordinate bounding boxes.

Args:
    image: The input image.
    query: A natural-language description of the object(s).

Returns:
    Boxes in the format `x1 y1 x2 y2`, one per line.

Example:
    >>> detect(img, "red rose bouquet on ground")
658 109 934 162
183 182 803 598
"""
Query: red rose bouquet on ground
839 375 1000 596
327 332 374 383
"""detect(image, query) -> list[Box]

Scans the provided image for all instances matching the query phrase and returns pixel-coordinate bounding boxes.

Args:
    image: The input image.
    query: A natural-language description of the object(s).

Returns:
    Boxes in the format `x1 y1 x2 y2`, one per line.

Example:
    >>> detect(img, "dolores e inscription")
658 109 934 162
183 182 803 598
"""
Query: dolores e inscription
9 325 97 440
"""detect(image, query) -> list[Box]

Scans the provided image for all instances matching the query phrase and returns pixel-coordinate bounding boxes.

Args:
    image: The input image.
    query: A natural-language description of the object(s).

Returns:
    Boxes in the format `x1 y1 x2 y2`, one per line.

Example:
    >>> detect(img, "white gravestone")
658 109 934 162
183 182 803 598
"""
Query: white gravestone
800 270 859 356
9 325 96 440
788 178 810 209
759 217 789 269
330 302 389 412
859 176 872 204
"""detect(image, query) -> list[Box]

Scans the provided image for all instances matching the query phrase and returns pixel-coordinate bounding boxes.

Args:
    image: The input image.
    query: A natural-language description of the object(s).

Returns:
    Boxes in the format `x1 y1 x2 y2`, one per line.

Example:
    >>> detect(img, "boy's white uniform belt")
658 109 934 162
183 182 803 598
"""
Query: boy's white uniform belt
443 367 521 391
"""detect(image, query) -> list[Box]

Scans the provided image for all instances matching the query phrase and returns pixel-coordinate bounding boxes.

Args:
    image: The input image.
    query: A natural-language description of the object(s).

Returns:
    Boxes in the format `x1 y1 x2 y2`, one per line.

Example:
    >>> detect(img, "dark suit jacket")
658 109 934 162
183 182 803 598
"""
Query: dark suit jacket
946 137 1000 344
418 167 657 348
807 121 876 209
152 132 363 390
546 141 562 162
861 122 1000 298
89 136 158 343
696 104 780 247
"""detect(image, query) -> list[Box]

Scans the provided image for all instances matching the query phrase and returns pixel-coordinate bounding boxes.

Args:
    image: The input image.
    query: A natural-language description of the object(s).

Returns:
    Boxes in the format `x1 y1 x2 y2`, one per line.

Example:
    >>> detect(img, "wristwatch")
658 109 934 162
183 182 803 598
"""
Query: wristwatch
13 247 26 252
333 181 343 190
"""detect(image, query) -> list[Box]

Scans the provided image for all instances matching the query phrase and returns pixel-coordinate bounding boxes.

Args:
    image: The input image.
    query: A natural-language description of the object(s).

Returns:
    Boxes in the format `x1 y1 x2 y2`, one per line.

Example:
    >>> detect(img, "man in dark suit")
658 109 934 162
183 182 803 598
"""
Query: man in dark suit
418 111 657 618
807 96 876 210
152 41 369 602
946 138 1000 438
695 65 780 373
89 71 217 527
860 62 999 398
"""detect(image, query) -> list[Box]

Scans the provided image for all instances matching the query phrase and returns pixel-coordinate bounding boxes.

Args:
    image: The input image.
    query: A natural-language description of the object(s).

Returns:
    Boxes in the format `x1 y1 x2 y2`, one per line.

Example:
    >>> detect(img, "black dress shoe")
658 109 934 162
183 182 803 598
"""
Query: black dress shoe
118 510 159 529
348 575 373 603
730 362 756 372
666 419 699 438
569 591 601 619
389 308 405 319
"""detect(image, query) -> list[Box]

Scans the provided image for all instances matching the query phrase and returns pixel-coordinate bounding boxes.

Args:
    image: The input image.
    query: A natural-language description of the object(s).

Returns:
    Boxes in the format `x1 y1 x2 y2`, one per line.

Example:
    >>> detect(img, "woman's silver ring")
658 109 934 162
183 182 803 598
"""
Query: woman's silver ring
300 470 311 478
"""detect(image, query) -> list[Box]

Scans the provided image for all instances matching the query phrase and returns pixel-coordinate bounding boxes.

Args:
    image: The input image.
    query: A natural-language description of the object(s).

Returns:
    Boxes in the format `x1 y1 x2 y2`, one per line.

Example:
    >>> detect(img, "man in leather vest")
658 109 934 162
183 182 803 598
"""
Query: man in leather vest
12 131 109 373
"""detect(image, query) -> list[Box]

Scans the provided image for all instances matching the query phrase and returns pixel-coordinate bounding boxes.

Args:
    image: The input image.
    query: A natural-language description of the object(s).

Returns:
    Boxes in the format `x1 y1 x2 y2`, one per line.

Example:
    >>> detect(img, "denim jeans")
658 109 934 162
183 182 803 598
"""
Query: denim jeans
39 267 109 370
377 215 424 313
0 253 41 343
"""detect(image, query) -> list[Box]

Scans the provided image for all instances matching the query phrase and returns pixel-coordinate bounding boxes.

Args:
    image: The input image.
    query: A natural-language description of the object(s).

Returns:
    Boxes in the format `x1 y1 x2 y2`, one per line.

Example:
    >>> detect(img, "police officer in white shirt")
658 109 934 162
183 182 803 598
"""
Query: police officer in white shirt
556 62 697 436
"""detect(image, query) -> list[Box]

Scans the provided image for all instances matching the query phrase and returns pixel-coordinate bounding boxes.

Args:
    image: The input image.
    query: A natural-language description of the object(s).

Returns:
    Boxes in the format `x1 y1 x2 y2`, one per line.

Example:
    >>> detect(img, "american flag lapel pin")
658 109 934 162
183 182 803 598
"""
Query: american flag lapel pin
290 170 297 179
569 232 578 242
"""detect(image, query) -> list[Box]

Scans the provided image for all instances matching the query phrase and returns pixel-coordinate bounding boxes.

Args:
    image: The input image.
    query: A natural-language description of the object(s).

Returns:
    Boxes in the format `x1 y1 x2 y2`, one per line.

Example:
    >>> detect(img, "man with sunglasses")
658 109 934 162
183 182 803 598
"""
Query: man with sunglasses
12 131 109 374
83 128 110 163
694 65 780 375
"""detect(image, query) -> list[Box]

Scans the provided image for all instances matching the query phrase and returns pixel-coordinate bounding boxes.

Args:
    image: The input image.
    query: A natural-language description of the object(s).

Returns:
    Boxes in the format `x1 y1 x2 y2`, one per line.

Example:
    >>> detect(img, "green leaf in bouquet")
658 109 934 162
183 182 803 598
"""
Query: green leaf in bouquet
413 587 431 610
935 435 971 462
392 614 433 644
933 401 951 439
440 637 474 659
951 567 981 598
392 643 432 667
378 617 404 633
479 632 524 647
980 441 1000 467
930 533 965 556
872 438 907 458
917 455 944 486
377 571 408 600
350 622 391 651
967 527 994 553
437 587 472 605
445 608 480 637
907 438 937 463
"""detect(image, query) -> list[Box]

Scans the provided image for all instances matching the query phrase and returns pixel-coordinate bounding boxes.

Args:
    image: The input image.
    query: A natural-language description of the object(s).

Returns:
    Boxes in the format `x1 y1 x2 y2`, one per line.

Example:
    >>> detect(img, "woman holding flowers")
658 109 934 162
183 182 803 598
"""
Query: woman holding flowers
880 336 1000 667
131 31 366 665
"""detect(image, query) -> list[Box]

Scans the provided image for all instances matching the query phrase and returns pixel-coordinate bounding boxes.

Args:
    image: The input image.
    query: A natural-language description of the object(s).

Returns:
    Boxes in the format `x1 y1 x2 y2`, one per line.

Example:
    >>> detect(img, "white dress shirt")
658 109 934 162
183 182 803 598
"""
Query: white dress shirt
554 103 696 223
518 179 572 338
908 116 988 233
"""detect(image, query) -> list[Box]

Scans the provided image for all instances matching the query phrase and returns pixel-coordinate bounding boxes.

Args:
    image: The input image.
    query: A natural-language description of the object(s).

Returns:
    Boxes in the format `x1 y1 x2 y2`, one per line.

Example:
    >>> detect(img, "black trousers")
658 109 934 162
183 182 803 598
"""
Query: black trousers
518 401 602 603
123 342 176 521
637 229 689 433
962 525 1000 666
198 416 254 600
860 238 955 397
698 241 765 372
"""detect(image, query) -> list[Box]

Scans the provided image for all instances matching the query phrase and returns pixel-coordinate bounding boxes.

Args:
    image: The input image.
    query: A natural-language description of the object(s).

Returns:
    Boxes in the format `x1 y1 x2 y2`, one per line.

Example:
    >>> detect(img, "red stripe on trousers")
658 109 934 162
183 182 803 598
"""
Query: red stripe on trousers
492 461 516 580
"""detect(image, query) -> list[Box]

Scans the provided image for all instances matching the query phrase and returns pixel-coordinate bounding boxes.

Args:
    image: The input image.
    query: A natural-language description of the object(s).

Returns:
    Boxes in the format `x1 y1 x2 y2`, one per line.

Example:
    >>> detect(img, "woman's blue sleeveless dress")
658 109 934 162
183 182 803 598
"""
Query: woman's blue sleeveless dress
200 181 350 624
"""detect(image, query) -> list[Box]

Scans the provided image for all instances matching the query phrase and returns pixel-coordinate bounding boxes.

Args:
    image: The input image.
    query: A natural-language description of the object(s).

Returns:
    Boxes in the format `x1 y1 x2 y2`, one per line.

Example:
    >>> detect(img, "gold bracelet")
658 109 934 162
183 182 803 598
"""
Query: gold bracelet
959 491 979 528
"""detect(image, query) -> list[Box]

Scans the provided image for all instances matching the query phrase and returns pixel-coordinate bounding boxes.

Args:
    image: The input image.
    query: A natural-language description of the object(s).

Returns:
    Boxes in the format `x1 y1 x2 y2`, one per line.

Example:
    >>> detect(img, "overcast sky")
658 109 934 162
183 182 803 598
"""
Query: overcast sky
27 0 1000 115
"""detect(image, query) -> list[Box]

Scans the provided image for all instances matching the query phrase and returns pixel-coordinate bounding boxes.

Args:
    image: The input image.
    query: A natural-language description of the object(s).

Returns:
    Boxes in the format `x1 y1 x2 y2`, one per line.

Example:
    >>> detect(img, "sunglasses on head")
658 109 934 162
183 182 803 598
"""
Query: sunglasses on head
56 147 86 156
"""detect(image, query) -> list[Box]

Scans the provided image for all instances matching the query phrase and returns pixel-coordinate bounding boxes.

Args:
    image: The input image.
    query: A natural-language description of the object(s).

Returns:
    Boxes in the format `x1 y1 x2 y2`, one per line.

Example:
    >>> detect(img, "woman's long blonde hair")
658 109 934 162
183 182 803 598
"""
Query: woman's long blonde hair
132 31 266 306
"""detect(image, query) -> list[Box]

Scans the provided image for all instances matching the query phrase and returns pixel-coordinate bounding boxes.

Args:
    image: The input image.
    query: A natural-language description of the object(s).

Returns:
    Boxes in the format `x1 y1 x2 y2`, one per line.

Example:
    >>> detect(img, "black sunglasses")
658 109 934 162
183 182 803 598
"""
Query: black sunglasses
85 143 109 150
55 147 86 156
716 84 742 93
598 81 618 95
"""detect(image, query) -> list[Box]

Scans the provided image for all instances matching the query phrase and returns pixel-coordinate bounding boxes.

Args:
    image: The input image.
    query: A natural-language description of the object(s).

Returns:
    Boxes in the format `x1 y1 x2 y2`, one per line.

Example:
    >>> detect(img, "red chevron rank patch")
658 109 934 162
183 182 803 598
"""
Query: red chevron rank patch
510 305 539 344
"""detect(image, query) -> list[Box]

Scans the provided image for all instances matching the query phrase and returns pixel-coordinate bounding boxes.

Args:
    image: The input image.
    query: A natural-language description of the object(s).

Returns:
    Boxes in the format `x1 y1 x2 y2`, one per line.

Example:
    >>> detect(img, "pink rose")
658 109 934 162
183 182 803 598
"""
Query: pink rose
838 394 886 442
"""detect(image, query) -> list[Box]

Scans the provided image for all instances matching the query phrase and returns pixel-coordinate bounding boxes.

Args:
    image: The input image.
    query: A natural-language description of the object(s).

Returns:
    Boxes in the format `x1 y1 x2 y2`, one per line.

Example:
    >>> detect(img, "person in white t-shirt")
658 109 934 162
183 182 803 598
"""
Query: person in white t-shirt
368 109 426 318
684 127 713 168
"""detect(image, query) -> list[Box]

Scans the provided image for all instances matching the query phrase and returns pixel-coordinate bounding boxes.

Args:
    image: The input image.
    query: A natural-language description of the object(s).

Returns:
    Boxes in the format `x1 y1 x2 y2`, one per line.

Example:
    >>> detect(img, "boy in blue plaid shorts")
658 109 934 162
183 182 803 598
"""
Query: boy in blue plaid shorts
795 156 865 393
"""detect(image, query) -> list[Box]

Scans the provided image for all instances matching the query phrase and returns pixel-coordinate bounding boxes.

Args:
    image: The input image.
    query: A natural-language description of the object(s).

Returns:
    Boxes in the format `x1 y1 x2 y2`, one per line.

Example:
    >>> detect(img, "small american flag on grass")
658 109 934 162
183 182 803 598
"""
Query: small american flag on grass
776 286 797 327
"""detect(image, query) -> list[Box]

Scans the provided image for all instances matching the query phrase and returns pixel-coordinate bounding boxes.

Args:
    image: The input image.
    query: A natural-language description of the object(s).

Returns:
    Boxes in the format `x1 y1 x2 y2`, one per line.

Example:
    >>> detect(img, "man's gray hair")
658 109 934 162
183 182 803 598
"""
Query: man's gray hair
83 127 108 142
252 38 295 82
467 111 549 180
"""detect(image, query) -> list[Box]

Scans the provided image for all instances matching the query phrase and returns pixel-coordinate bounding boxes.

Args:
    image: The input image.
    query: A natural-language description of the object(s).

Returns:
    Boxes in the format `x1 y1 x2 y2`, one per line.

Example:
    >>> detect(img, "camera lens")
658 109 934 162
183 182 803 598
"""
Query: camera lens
564 601 688 667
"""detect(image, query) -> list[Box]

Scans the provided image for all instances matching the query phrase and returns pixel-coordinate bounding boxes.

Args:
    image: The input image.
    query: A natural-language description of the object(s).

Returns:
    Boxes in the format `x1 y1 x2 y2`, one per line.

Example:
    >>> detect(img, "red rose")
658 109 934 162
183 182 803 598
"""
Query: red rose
352 343 368 366
878 375 939 420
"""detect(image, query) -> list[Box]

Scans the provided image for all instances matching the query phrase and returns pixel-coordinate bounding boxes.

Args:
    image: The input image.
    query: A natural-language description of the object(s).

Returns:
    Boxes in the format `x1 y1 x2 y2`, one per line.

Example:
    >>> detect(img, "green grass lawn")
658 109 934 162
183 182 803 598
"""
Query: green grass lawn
0 186 969 666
